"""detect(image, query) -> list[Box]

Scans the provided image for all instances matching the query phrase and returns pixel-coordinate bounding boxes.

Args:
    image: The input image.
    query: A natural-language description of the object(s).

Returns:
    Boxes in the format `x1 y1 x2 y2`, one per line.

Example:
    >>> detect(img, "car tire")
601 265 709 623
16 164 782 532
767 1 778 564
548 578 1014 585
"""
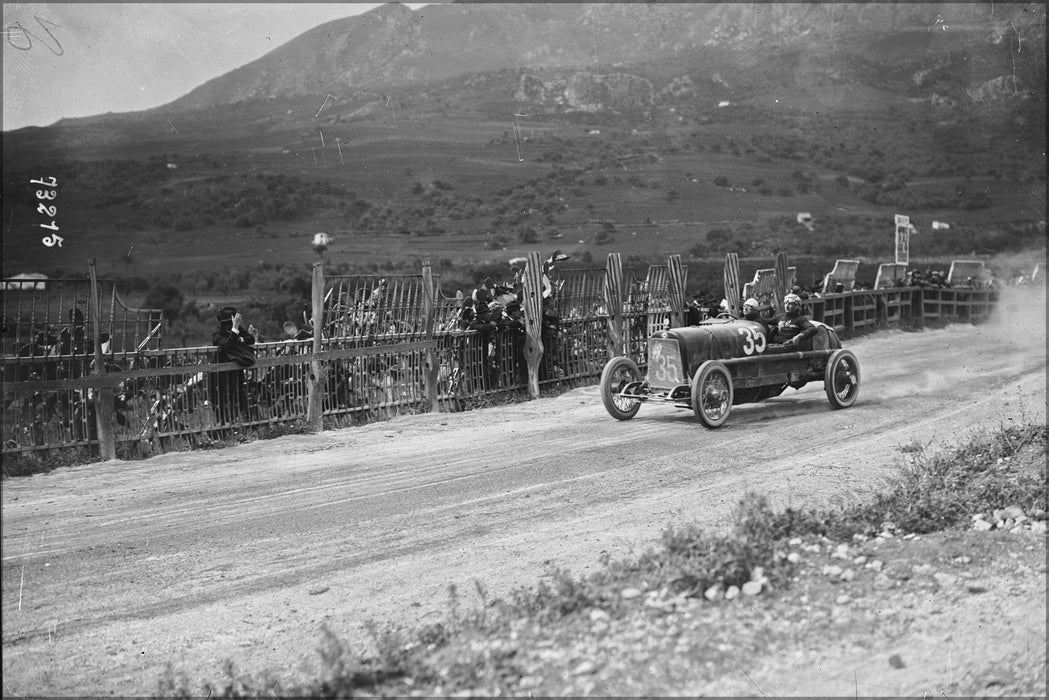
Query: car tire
692 361 733 428
824 349 860 409
600 356 642 421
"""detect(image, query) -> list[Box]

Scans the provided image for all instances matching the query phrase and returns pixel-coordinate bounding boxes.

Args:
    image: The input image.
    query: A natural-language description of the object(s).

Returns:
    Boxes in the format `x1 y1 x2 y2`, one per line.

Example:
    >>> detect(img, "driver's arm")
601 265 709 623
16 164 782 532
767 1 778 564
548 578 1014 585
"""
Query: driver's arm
789 317 818 344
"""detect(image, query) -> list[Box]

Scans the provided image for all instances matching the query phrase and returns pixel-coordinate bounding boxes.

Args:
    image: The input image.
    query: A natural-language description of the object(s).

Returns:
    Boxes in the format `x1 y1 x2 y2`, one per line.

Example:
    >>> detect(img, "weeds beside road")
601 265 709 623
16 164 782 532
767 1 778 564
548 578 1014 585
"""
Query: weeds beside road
158 422 1047 698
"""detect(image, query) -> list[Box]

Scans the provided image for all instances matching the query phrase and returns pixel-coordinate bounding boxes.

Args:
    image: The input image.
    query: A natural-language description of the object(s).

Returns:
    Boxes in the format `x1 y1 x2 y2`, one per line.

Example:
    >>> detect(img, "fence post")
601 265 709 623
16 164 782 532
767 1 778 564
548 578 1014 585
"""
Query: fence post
521 251 544 398
911 288 925 325
723 253 741 318
421 261 440 412
604 253 625 358
844 294 855 337
88 259 117 460
306 262 326 432
667 254 686 328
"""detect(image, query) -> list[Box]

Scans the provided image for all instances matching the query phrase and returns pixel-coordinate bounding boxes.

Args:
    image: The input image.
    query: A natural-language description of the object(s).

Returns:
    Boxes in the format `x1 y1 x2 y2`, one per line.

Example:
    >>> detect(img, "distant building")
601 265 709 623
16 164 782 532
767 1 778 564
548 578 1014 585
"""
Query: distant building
718 100 732 108
796 212 814 231
932 221 950 230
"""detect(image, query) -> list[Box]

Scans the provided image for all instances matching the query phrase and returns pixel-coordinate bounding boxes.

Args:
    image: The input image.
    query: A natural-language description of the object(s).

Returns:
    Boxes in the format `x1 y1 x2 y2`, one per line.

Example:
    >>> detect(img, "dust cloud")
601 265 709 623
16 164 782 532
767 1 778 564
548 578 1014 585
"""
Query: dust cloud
866 284 1046 404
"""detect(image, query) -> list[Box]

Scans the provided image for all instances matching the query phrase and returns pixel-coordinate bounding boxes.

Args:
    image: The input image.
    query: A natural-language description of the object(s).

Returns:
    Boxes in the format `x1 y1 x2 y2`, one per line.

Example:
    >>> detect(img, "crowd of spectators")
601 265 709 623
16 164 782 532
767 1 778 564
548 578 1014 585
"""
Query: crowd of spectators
3 256 1035 450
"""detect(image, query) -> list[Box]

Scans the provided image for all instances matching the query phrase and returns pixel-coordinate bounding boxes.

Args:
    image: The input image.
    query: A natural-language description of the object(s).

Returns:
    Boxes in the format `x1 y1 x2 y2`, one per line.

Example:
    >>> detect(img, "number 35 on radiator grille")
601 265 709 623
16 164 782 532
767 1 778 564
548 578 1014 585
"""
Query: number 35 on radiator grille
646 338 684 390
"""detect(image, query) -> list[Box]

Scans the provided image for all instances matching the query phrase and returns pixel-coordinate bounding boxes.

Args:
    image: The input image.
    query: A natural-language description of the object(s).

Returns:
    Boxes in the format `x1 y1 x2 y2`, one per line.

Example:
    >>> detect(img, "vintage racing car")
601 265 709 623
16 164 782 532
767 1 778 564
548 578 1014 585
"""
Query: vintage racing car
600 317 860 427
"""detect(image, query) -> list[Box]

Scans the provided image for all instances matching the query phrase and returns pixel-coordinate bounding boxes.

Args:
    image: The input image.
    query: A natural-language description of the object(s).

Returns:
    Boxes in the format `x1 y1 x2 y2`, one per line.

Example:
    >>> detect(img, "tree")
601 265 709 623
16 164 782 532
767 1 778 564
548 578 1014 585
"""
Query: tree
143 283 185 321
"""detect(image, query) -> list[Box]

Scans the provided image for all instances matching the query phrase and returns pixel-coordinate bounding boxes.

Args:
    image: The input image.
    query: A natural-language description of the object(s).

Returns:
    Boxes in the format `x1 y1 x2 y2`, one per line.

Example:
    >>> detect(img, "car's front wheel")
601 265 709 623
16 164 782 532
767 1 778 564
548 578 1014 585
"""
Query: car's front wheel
600 356 642 420
824 349 860 409
691 361 733 428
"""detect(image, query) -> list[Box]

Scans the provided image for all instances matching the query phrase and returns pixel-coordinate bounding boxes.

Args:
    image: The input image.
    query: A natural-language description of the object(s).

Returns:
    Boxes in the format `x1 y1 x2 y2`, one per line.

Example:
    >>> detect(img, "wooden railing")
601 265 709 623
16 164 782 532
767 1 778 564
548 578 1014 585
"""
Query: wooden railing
2 255 1006 460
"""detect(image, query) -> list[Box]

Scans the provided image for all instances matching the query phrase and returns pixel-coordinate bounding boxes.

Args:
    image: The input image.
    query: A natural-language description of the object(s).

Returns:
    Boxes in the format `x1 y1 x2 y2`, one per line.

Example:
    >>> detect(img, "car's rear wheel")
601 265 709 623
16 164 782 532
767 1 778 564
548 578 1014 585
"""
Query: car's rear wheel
824 349 860 409
600 356 642 420
692 361 733 428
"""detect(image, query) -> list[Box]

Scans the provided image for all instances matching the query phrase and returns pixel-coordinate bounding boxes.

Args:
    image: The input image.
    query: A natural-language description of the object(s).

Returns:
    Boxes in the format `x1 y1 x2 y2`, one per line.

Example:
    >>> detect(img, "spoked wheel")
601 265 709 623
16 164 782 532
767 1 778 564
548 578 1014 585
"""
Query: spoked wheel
824 349 860 409
600 356 643 420
691 361 734 428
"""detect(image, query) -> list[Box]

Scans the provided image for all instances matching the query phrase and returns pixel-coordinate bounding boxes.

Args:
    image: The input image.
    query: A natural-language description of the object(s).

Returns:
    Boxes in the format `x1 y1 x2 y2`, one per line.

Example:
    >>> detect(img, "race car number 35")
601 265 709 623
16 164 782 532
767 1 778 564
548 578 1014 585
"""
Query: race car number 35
737 327 767 355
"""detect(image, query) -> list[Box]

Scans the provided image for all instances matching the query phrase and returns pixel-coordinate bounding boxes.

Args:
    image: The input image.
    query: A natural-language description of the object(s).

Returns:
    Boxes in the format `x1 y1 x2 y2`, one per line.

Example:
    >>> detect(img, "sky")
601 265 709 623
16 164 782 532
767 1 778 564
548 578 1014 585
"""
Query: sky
2 2 432 131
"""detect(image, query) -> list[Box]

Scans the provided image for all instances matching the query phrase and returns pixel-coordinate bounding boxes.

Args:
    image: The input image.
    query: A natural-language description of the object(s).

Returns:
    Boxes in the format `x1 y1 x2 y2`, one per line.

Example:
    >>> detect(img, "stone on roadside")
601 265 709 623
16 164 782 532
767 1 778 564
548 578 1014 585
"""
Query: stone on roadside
973 519 994 531
873 573 895 590
822 564 844 578
724 585 740 600
912 564 935 576
742 581 763 596
933 572 958 587
571 660 597 676
1001 505 1026 520
704 583 723 601
839 568 855 582
620 587 642 600
589 609 610 623
835 593 851 605
1030 520 1047 535
865 559 884 572
787 552 801 564
832 544 850 559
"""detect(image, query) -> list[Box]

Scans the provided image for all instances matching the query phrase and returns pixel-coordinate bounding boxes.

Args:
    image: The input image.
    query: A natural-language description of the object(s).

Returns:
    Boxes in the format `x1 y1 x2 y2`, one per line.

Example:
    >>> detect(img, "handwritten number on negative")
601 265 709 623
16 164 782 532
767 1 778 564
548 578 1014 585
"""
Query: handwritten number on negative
6 16 63 55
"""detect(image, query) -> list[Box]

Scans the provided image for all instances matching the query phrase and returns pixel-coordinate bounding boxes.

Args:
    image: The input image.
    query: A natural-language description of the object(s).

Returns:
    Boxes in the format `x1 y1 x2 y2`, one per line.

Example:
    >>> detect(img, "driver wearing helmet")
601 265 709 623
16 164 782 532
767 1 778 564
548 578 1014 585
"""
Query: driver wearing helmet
769 293 818 347
741 297 761 321
741 297 772 335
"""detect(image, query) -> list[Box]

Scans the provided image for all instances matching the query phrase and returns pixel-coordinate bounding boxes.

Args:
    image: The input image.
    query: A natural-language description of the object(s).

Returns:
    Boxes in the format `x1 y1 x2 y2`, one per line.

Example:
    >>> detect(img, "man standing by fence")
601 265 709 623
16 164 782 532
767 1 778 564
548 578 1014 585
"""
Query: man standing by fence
208 306 257 425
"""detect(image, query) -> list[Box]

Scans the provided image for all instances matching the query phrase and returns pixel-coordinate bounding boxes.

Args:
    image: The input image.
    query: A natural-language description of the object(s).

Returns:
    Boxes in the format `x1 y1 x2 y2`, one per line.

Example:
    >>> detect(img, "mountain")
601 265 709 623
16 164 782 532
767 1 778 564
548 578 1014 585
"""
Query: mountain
164 2 1044 116
2 2 1044 285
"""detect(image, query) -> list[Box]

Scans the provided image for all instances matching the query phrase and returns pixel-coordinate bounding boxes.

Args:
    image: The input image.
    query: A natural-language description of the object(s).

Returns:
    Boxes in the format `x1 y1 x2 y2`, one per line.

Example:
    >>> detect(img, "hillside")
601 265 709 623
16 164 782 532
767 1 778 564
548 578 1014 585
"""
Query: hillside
1 2 1044 303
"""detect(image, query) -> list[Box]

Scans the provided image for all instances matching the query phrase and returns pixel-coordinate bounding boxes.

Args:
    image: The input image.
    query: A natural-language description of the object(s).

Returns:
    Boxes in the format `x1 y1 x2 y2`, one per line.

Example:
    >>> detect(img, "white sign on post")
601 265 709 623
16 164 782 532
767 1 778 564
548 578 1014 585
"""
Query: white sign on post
894 214 910 265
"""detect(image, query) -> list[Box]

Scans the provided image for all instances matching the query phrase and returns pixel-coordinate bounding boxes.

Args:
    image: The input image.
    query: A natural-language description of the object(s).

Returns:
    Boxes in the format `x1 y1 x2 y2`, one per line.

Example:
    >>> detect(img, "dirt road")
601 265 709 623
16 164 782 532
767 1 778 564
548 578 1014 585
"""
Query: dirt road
3 287 1045 696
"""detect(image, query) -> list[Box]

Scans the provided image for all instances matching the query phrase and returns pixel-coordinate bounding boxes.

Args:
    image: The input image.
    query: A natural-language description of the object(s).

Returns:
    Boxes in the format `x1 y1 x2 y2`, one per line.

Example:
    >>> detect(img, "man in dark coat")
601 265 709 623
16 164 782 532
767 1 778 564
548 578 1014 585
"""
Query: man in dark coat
209 306 256 423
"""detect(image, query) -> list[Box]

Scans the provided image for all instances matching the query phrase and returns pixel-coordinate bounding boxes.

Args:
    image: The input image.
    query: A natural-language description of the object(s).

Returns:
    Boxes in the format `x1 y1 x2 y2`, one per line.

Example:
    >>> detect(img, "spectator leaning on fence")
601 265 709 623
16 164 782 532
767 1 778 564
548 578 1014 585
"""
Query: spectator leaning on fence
208 306 257 423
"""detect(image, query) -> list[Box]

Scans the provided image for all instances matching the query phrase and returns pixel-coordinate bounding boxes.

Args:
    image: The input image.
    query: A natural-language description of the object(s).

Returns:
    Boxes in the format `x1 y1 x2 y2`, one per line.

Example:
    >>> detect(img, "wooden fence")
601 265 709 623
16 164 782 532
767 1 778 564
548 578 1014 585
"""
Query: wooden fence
2 254 1003 460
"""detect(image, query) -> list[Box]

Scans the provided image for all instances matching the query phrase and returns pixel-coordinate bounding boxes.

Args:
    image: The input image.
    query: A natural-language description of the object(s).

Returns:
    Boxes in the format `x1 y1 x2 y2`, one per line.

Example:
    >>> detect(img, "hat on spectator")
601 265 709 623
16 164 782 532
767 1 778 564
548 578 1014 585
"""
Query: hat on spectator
217 306 237 321
784 293 802 304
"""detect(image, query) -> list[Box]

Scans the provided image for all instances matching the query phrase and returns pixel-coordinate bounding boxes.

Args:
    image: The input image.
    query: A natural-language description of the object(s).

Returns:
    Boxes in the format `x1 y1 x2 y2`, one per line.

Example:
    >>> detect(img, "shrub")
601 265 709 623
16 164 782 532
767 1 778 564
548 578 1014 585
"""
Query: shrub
143 283 185 321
